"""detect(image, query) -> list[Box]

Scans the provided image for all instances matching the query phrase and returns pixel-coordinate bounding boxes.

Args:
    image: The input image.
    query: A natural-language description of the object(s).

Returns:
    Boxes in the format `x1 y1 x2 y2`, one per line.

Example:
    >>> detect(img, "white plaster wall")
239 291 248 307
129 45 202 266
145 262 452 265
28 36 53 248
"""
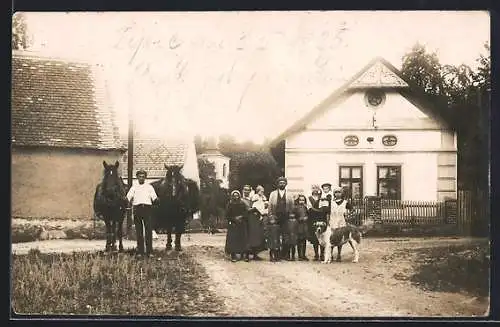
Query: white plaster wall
285 151 438 201
286 130 446 151
199 154 230 189
307 91 443 130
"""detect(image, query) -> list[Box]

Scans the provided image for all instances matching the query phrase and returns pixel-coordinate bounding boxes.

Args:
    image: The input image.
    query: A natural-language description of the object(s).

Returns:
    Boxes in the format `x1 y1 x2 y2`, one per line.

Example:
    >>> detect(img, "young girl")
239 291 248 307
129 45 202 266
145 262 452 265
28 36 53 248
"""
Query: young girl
329 186 353 229
265 215 281 262
294 194 309 261
307 187 326 261
283 212 299 261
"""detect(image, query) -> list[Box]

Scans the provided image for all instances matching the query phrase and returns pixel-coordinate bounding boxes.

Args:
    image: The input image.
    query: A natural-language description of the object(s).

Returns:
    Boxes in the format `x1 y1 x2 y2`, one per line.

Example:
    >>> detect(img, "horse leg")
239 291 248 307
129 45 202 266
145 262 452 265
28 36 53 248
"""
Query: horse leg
111 220 117 252
166 225 173 251
117 218 124 252
104 220 112 252
349 240 359 263
174 232 182 251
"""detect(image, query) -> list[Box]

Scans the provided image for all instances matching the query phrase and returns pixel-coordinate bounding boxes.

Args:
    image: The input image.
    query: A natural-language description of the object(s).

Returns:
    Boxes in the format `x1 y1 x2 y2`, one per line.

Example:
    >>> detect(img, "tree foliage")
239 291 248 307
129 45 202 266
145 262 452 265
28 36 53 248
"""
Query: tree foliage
12 12 32 50
196 133 281 196
400 42 490 191
197 158 228 229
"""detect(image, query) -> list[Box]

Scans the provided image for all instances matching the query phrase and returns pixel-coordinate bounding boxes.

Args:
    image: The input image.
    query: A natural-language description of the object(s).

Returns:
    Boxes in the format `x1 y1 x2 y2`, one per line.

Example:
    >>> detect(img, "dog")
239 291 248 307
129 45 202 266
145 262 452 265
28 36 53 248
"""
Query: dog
314 220 372 263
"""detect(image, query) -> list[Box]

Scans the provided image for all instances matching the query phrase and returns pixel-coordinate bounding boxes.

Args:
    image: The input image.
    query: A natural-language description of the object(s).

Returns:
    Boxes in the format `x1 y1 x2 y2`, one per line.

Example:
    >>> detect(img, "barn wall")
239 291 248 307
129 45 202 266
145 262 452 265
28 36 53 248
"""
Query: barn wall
11 147 124 219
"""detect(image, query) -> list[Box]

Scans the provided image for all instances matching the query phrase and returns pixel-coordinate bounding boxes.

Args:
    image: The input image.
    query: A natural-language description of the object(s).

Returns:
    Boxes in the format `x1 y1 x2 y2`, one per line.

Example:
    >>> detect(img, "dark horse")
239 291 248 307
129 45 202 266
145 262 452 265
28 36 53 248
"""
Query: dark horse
151 164 200 251
93 160 129 252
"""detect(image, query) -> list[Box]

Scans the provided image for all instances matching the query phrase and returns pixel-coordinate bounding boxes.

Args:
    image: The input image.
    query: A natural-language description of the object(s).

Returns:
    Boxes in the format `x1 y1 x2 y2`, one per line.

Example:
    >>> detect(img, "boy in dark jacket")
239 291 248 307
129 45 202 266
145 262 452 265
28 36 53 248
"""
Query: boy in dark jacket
265 215 281 262
284 212 299 261
294 194 309 261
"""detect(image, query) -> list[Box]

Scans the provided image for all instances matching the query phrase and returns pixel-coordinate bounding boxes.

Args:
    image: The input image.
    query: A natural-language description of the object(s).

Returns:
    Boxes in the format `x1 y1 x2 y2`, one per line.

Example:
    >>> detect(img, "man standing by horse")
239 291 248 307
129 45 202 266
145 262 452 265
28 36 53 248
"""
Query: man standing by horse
268 177 295 260
126 169 159 257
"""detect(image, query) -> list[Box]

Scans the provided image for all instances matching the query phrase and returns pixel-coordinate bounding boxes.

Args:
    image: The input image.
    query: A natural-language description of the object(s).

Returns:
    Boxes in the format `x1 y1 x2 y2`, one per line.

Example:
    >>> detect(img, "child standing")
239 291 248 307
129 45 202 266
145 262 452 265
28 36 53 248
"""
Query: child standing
265 215 281 262
283 212 299 261
294 194 309 261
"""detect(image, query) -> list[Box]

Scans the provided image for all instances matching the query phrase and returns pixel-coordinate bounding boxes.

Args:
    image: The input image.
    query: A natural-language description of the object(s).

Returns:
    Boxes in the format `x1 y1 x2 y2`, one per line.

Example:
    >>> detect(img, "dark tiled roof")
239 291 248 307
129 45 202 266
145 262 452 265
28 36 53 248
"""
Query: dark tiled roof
121 138 188 179
11 51 125 150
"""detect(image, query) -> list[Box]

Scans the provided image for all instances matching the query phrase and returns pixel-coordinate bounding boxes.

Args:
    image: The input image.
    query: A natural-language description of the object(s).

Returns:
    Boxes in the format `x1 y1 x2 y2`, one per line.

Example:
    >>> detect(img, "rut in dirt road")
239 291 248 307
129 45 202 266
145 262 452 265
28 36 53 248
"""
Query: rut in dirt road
190 246 407 317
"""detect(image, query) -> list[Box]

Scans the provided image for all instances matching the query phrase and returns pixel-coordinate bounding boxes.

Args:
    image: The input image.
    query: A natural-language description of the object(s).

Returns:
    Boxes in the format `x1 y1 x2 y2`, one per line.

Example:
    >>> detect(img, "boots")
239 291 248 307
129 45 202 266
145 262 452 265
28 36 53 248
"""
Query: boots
313 244 319 261
298 241 309 261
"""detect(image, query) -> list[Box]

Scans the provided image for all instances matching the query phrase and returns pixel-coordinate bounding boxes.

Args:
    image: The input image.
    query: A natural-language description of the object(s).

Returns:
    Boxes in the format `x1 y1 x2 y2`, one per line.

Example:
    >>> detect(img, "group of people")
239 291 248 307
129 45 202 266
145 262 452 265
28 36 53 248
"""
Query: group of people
224 177 353 262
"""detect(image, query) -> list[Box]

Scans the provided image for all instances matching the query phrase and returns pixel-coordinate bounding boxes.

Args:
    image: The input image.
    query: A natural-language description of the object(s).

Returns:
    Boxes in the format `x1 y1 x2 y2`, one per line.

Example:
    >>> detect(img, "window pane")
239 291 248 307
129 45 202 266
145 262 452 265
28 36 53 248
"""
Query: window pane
378 167 388 178
378 181 390 198
352 167 361 179
388 167 399 177
340 167 350 179
340 181 350 189
351 182 362 199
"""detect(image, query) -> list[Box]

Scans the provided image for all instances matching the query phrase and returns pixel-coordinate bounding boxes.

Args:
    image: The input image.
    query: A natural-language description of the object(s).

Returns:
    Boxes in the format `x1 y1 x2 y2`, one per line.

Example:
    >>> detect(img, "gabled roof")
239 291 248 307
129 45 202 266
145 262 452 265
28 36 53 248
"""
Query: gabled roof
121 137 188 179
11 51 125 151
267 57 452 147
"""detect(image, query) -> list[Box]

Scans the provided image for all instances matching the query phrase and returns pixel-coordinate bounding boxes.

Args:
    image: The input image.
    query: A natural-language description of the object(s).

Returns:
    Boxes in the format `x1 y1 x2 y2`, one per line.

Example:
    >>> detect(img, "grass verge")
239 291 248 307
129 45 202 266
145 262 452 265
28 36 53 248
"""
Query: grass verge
11 249 228 316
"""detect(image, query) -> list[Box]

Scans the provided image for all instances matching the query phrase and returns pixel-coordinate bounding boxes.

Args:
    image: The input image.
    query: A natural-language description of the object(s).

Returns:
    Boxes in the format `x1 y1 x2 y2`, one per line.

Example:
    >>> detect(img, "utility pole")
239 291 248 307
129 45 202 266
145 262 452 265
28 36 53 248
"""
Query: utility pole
126 36 145 236
126 88 134 236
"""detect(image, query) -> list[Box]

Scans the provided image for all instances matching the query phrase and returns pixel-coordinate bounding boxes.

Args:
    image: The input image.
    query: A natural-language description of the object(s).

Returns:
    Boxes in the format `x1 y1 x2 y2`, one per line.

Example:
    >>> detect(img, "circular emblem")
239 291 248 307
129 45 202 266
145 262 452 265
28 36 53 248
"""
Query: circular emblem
365 89 386 108
382 135 397 146
344 135 359 146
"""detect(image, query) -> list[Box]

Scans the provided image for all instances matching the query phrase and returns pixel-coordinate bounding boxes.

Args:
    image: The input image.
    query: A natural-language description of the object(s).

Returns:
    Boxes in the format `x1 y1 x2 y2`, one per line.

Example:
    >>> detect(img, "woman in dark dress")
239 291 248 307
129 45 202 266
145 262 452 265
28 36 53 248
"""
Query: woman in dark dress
225 190 250 262
243 185 266 260
307 187 326 261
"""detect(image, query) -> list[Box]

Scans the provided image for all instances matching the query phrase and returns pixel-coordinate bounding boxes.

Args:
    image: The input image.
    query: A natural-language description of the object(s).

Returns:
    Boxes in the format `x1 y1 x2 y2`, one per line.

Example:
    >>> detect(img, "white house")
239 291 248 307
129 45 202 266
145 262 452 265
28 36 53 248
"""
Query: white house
198 138 231 189
268 57 457 202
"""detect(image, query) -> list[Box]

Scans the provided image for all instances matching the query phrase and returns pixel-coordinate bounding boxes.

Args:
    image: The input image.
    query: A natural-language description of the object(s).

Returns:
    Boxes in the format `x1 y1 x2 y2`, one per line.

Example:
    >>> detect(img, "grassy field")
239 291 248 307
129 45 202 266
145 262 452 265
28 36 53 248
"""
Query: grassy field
11 249 227 316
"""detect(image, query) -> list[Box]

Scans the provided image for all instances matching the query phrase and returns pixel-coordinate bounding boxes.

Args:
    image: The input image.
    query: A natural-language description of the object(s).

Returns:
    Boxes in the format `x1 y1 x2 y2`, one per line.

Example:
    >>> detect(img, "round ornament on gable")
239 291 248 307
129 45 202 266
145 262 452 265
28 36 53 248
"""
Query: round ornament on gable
365 89 386 108
344 135 359 146
382 135 398 146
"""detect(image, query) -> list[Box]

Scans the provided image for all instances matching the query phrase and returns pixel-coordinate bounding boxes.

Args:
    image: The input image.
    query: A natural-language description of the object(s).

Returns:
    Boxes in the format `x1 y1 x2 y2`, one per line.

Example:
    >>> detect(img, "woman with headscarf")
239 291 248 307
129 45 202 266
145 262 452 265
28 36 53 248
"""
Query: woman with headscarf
329 186 353 229
307 185 326 261
225 190 250 262
241 185 266 260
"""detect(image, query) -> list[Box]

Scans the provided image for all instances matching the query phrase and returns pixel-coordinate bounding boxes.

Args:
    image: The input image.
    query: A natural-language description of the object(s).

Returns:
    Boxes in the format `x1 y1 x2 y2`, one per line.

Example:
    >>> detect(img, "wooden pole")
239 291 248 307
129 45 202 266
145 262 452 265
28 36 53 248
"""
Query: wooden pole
127 98 134 235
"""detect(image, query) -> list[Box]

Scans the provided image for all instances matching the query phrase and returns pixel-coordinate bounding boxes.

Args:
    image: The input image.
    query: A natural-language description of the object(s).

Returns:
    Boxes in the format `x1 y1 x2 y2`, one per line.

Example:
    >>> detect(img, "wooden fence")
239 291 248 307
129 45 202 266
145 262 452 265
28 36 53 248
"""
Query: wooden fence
348 189 489 235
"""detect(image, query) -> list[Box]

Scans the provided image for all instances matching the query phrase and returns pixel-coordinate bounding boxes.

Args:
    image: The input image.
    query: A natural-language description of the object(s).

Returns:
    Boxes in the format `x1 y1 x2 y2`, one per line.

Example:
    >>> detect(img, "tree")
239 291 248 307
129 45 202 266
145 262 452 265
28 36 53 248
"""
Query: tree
400 42 490 192
198 158 228 231
12 12 32 50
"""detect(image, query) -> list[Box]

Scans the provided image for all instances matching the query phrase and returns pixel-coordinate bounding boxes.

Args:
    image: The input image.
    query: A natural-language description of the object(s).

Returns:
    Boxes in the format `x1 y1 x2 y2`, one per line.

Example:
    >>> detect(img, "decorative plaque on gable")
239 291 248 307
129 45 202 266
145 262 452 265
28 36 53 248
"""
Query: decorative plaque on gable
382 135 398 146
344 135 359 146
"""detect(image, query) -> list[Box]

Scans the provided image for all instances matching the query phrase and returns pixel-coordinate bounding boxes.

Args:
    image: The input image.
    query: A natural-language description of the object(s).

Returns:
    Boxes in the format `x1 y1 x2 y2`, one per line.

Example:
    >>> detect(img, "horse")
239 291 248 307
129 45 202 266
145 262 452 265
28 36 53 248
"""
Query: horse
151 164 200 251
93 160 129 252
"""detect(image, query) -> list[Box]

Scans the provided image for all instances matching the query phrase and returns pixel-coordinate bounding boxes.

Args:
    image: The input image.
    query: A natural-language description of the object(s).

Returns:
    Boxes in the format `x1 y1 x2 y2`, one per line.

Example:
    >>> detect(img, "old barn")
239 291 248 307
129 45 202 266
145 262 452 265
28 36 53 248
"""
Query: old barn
11 51 126 220
269 57 457 202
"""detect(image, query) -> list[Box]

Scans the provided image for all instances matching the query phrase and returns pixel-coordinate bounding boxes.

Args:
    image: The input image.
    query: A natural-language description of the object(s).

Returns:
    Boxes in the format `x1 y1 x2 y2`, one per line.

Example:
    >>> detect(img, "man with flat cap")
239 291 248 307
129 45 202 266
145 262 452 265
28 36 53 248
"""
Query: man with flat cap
268 176 295 259
126 169 158 257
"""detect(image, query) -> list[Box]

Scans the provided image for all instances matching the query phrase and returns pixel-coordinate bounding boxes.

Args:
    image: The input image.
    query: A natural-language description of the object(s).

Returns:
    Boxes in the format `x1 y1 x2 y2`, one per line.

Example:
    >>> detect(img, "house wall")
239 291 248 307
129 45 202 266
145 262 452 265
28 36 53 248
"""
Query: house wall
284 90 457 201
11 147 124 219
198 154 230 189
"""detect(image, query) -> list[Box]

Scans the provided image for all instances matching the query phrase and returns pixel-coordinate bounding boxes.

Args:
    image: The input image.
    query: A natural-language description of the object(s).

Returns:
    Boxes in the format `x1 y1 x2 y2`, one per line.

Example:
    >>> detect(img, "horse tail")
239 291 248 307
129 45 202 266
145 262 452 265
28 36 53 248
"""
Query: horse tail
352 229 361 244
93 183 102 217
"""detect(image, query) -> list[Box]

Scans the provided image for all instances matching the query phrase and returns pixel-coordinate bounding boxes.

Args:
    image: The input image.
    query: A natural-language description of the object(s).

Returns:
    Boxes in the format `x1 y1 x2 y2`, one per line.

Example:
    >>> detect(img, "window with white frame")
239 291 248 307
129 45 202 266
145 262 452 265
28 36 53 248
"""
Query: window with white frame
339 166 363 199
377 166 402 200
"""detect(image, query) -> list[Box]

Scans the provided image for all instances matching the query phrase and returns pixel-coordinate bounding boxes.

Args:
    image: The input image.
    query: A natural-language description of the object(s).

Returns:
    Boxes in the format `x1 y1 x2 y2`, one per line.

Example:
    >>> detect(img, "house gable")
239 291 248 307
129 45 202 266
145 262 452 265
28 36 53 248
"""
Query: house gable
306 90 444 130
268 57 452 147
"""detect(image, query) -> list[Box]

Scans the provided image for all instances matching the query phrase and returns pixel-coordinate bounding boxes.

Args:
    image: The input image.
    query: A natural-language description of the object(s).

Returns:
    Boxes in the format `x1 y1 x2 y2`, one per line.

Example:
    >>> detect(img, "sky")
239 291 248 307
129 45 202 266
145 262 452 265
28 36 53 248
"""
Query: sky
20 11 490 144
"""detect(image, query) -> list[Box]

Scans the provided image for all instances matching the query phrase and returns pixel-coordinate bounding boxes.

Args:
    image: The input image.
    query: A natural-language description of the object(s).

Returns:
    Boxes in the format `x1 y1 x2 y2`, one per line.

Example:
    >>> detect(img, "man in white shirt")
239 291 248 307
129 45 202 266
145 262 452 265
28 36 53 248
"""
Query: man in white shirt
126 169 158 257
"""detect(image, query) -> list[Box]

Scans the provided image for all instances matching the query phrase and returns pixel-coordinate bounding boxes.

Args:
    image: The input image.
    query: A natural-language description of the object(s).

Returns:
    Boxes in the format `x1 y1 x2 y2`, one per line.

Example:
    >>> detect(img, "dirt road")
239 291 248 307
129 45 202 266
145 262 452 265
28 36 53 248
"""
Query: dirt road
186 235 489 317
12 233 489 317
